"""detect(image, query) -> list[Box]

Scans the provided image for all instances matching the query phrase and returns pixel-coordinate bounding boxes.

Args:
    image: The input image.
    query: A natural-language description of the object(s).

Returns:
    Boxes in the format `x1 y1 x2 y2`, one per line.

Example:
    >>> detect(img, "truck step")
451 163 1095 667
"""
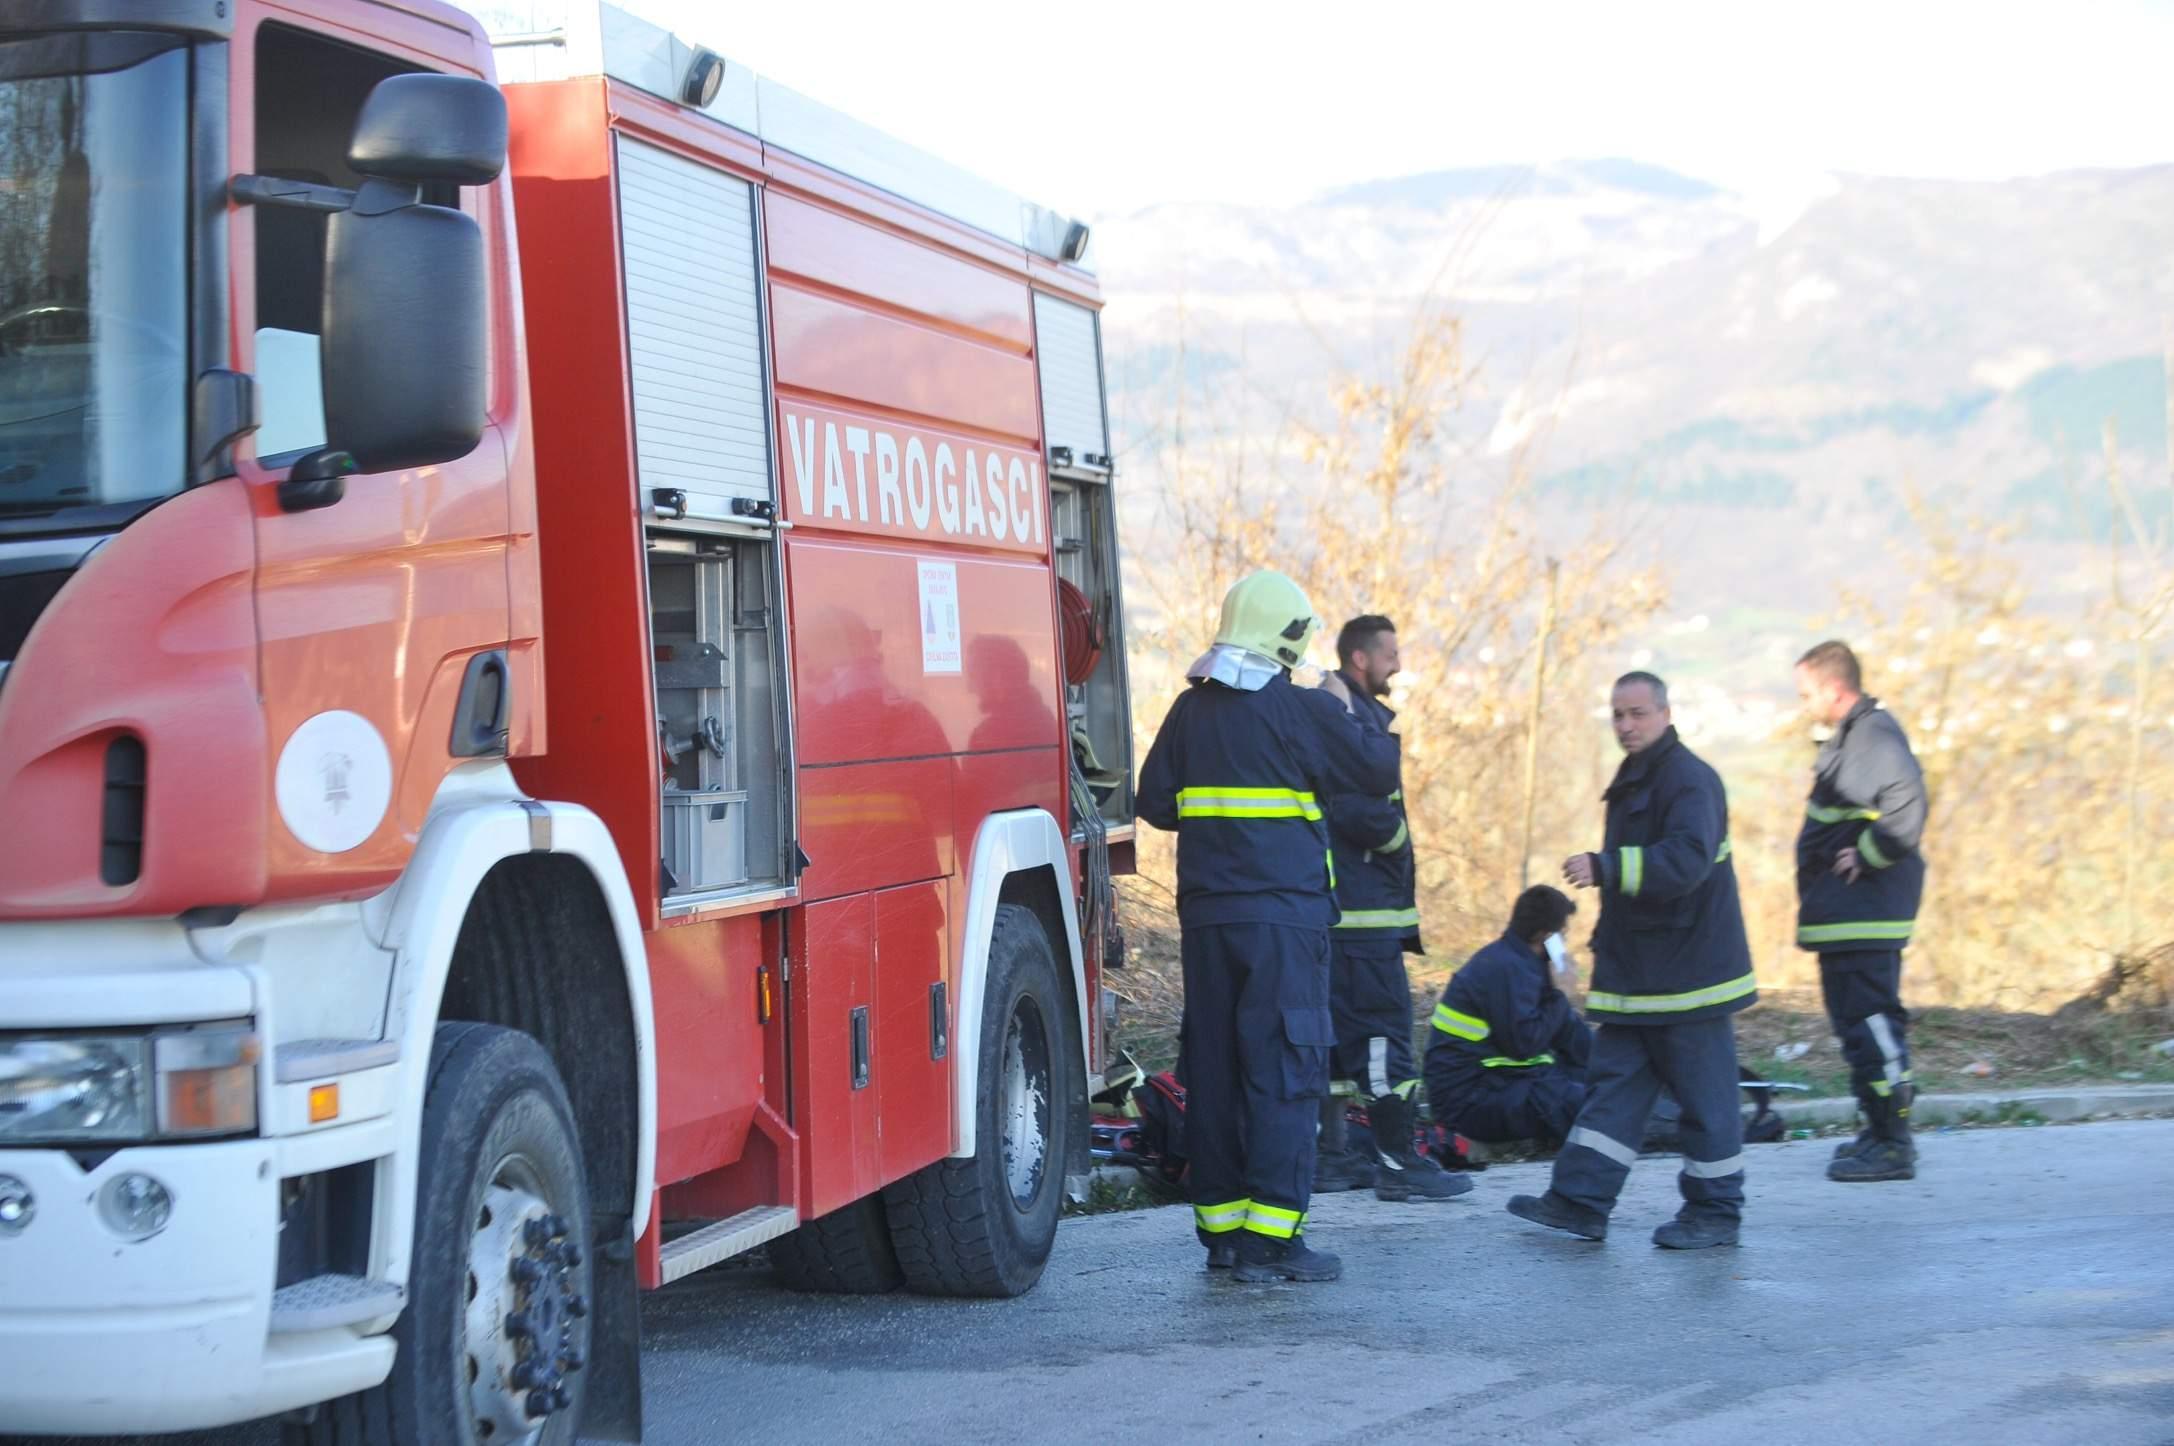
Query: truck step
658 1205 802 1284
269 1273 405 1333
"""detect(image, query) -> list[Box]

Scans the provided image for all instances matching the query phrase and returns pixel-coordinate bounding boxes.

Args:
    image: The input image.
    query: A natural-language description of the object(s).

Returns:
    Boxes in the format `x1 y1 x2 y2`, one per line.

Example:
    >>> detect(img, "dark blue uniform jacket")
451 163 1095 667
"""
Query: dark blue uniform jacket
1585 728 1757 1025
1138 671 1401 929
1425 932 1593 1094
1322 674 1421 950
1796 697 1928 952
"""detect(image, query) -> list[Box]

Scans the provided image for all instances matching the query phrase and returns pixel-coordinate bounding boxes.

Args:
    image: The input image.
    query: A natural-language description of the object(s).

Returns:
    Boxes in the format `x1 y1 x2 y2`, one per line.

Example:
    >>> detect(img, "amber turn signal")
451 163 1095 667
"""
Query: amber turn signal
153 1029 260 1137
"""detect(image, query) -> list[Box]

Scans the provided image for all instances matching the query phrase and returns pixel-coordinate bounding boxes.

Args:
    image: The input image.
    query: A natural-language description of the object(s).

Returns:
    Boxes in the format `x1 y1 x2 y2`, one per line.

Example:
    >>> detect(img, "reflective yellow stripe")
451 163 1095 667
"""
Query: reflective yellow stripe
1176 786 1323 820
1587 971 1758 1015
1374 820 1410 854
1715 838 1733 863
1807 803 1881 823
1798 921 1915 946
1481 1053 1556 1068
1868 1079 1893 1098
1620 845 1644 897
1431 1003 1489 1041
1335 907 1422 931
1244 1202 1303 1239
1857 827 1893 870
1388 789 1403 803
1325 849 1336 888
1194 1199 1250 1233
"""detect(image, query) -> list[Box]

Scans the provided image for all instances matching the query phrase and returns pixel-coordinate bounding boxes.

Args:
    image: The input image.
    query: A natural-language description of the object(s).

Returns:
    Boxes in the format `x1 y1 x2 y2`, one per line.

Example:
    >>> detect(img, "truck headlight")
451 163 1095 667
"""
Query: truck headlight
0 1025 258 1145
0 1036 150 1142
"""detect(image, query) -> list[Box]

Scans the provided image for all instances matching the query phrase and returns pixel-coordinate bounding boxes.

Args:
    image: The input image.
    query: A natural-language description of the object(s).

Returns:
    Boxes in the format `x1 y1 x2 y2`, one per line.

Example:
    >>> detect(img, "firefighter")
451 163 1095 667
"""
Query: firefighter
1425 885 1593 1147
1505 671 1758 1250
1794 640 1928 1183
1137 570 1401 1282
1318 615 1469 1202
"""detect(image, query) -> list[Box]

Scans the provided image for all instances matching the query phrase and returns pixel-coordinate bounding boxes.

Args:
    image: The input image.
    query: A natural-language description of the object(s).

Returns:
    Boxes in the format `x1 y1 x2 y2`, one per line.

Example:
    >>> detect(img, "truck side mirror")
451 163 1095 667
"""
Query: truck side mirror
321 183 487 474
318 73 506 475
349 73 507 185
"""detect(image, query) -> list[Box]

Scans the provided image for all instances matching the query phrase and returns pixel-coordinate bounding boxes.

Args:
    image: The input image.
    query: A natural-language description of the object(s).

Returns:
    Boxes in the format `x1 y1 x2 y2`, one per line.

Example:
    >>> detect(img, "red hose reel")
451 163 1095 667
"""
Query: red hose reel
1057 577 1104 686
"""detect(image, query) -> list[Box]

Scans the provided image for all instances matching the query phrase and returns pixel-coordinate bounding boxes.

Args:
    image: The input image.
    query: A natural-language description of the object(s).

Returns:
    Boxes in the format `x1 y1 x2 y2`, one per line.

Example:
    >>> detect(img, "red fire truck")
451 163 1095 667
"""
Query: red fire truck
0 1 1135 1437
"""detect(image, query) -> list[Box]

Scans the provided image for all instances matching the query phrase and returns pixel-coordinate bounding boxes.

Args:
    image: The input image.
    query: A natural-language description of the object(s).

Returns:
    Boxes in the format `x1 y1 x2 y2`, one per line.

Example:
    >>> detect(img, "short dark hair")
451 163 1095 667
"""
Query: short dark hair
1337 614 1396 667
1509 885 1576 940
1797 639 1863 693
1614 670 1669 709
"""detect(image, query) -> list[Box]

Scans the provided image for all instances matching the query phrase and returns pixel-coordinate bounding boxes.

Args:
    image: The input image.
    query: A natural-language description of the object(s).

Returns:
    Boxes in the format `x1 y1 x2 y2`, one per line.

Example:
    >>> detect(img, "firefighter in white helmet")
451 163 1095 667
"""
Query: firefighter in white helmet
1137 570 1400 1282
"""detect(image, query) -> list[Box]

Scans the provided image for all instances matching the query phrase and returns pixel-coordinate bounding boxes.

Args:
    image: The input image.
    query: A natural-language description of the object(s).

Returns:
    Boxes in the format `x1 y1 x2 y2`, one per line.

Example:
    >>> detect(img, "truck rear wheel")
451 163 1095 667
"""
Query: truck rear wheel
765 1192 903 1293
299 1023 594 1446
883 904 1071 1298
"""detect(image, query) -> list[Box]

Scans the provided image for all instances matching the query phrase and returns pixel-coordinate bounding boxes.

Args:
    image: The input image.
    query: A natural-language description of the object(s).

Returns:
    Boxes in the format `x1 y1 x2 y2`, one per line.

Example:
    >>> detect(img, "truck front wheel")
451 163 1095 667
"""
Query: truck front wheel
301 1023 594 1446
882 904 1072 1298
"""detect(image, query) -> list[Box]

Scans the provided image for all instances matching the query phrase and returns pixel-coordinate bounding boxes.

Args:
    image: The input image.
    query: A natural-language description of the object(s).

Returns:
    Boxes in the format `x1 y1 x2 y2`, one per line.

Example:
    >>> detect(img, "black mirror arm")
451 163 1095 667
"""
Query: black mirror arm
232 175 426 217
230 173 358 215
349 176 425 218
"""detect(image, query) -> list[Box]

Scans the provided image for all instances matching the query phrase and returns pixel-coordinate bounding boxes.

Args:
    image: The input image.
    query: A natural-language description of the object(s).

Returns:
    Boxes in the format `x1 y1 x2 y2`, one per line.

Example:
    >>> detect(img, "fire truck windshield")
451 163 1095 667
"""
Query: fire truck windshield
0 31 187 524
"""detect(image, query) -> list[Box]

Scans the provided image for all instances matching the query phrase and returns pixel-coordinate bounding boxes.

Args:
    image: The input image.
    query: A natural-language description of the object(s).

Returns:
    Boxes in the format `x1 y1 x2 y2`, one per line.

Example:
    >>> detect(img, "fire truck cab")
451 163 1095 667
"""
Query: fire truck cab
0 1 1133 1438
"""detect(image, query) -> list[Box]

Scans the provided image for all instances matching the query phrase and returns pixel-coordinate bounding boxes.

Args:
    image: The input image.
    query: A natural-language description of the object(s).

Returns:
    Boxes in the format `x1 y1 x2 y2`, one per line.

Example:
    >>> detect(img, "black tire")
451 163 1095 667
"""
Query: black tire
766 1191 904 1293
293 1023 594 1446
883 904 1073 1298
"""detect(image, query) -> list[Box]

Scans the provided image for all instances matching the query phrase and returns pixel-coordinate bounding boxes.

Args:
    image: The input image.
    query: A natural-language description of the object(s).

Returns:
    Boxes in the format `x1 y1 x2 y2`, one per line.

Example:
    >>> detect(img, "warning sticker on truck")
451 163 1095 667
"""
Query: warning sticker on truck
918 559 961 674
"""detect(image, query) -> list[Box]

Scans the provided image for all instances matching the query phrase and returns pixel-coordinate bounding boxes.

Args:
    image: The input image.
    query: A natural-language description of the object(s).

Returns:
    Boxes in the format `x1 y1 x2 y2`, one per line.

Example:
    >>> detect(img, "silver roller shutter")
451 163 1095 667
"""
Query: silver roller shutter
616 136 771 515
1033 292 1109 468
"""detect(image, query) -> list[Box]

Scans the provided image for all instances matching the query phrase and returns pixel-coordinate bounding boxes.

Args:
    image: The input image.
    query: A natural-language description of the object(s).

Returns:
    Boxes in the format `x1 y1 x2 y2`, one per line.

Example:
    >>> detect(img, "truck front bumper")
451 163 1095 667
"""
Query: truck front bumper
0 1133 395 1435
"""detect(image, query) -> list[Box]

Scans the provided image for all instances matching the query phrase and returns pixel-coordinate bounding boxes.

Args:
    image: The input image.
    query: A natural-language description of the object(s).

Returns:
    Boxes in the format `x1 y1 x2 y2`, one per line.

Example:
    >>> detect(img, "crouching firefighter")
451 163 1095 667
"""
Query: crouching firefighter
1317 614 1468 1203
1506 671 1758 1251
1426 885 1594 1147
1138 570 1402 1282
1794 640 1929 1183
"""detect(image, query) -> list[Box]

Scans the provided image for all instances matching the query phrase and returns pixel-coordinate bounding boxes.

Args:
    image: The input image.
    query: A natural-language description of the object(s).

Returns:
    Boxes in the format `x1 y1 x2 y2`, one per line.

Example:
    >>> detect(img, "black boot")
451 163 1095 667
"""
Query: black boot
1505 1190 1608 1241
1315 1149 1375 1192
1828 1086 1915 1182
1652 1212 1740 1249
1233 1233 1343 1282
1890 1079 1919 1162
1320 1093 1348 1153
1313 1095 1373 1192
1830 1082 1881 1162
1368 1094 1471 1202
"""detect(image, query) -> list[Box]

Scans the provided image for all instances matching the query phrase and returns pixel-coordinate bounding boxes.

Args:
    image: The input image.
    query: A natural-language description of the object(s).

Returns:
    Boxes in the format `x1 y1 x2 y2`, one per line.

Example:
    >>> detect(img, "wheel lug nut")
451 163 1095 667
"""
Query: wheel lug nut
559 1242 583 1268
505 1310 534 1339
511 1258 544 1285
527 1388 556 1417
552 1383 573 1411
524 1218 554 1248
512 1360 541 1390
560 1347 585 1372
567 1293 589 1319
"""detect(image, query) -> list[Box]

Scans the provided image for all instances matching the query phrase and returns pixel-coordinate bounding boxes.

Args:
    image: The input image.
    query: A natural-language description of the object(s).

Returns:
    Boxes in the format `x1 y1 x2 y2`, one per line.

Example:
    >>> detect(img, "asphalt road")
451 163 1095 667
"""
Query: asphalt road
19 1117 2174 1444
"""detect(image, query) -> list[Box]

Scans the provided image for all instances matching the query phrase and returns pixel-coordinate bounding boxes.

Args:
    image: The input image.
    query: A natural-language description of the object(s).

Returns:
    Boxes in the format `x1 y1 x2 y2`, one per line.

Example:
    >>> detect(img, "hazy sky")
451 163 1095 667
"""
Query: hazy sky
624 0 2174 220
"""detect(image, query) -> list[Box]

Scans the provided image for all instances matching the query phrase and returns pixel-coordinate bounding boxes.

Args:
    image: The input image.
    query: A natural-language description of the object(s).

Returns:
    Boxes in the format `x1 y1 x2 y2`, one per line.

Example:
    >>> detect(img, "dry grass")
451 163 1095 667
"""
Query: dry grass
1110 900 2174 1098
1124 304 2173 1017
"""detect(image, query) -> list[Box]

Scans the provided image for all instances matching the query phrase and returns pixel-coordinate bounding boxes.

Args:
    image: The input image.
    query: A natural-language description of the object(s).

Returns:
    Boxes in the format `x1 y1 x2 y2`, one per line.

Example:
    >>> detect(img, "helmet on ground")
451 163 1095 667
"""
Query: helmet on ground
1213 569 1320 668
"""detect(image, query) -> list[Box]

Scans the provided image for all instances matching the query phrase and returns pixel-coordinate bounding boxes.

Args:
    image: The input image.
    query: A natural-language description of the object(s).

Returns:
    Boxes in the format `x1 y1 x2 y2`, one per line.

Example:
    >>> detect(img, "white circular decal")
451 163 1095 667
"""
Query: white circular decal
275 710 394 854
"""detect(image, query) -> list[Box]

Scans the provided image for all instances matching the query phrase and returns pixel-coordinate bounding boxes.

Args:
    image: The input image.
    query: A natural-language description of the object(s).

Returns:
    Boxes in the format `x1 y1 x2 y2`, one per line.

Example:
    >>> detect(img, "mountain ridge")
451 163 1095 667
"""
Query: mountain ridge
1096 157 2174 613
